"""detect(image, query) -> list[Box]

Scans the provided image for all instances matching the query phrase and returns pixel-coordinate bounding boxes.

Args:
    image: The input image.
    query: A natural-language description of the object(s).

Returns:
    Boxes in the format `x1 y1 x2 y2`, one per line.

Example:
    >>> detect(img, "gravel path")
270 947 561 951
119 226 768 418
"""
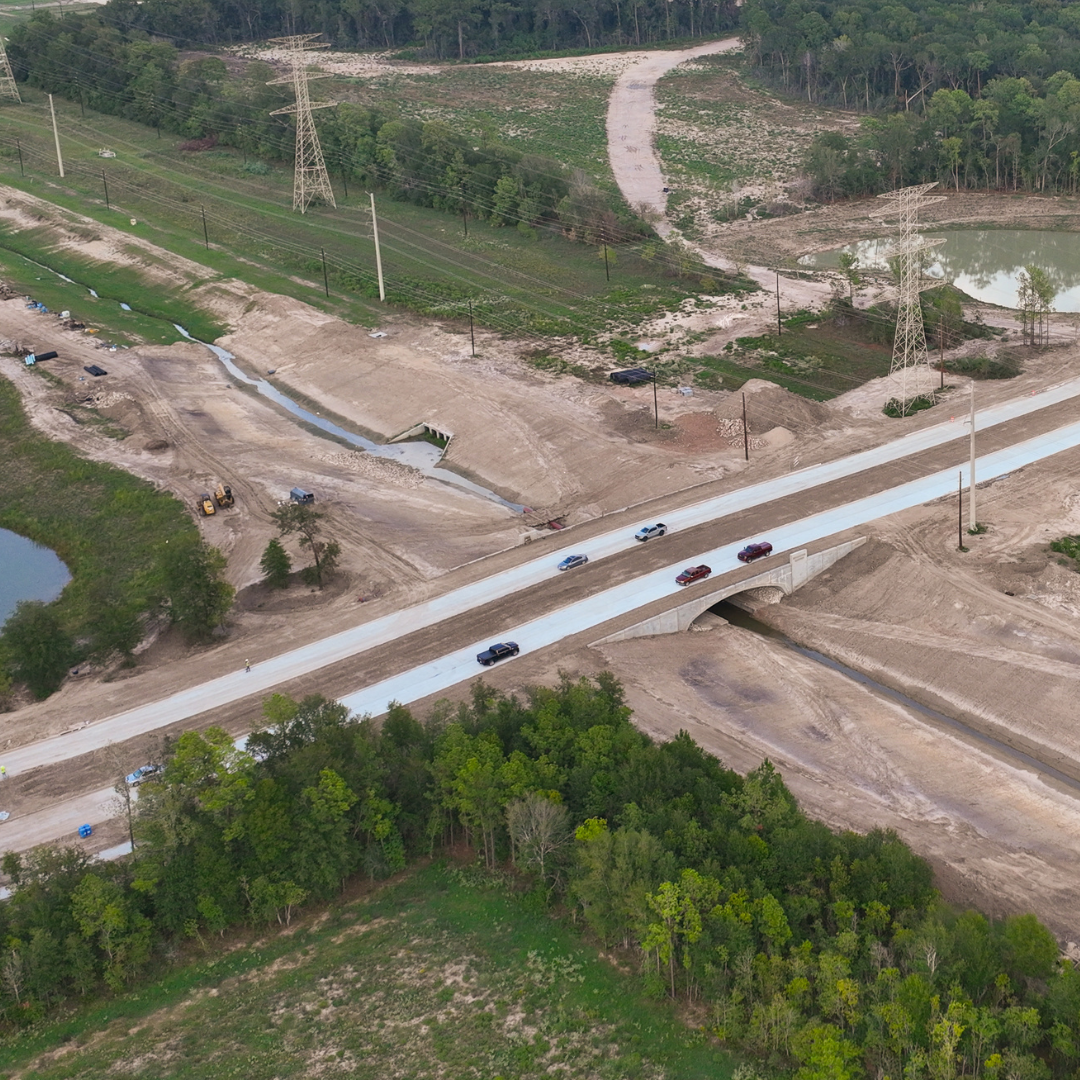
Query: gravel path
605 38 740 235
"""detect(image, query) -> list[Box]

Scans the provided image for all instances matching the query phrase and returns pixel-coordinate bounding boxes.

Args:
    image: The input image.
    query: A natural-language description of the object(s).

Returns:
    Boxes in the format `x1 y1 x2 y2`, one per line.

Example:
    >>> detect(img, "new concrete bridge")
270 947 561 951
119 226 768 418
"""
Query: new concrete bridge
593 538 867 642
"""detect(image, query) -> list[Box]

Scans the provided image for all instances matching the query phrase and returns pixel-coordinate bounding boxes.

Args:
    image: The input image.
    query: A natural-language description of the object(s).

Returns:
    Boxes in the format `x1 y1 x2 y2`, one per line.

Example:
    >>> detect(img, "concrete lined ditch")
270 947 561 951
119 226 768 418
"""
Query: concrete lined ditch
10 247 526 512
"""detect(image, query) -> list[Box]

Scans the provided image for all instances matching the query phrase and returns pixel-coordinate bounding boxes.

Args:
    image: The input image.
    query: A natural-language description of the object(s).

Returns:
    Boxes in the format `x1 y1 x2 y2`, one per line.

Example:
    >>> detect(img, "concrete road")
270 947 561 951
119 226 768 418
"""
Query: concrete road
5 381 1080 783
339 416 1080 716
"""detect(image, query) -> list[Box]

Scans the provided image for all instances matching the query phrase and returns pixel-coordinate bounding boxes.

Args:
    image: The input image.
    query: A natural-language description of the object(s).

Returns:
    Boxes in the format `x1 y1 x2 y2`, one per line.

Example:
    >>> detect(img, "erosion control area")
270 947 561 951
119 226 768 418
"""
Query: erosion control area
4 44 1080 956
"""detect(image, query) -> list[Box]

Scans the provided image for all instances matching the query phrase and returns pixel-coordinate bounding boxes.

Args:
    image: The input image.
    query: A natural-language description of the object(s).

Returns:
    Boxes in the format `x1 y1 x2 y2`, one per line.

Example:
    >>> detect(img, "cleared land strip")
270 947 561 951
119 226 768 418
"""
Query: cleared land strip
5 381 1080 780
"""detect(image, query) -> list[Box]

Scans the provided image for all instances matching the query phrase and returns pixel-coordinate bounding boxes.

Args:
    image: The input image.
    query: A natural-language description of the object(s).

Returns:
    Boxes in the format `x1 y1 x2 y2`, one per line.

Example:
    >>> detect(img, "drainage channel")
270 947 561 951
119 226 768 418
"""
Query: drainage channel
712 600 1080 796
12 246 526 512
174 329 526 512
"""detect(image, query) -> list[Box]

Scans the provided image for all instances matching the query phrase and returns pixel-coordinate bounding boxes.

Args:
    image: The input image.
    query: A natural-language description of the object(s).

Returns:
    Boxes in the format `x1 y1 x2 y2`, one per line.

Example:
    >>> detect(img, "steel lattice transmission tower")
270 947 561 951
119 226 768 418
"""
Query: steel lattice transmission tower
0 38 21 103
268 35 336 213
872 182 946 414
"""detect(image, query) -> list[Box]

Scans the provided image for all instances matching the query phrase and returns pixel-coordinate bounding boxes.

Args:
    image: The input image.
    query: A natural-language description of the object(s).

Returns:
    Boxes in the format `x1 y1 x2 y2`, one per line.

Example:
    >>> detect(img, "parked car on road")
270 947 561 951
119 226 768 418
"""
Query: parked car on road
476 642 520 667
676 564 712 586
125 764 162 787
737 542 773 563
557 554 589 571
634 523 667 542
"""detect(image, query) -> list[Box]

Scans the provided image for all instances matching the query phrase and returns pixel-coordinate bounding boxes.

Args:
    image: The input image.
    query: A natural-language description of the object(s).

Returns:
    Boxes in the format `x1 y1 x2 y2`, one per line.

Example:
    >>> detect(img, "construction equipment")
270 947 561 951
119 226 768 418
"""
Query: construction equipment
198 493 216 516
214 483 234 508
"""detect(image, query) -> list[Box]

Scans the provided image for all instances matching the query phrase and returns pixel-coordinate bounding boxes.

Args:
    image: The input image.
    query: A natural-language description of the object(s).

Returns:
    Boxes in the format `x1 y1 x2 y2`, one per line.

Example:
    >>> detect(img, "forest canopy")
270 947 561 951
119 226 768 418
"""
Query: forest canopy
1 674 1076 1080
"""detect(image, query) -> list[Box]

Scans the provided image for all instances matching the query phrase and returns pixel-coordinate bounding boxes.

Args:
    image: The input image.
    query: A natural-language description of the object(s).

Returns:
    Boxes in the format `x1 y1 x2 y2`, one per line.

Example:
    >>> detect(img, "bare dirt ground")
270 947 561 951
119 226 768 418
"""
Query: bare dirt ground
7 54 1080 949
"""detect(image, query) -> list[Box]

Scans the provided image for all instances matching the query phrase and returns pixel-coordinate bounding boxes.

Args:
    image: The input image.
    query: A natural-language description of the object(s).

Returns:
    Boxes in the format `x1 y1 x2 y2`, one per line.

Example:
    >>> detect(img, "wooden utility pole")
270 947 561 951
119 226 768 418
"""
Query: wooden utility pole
369 193 385 302
652 374 658 429
48 93 64 177
468 300 475 357
939 322 945 389
775 272 782 335
968 381 976 531
958 471 964 550
742 393 749 461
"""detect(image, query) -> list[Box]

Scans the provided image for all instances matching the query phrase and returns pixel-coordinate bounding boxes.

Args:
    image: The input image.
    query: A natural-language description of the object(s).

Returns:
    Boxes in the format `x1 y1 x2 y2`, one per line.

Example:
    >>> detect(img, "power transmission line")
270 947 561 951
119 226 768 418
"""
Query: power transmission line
268 34 336 213
0 37 20 104
872 182 946 414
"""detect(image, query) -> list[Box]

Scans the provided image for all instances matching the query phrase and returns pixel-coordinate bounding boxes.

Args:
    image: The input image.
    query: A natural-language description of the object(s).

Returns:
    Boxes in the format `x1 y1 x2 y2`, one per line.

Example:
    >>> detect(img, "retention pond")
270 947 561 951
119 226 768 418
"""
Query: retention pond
799 229 1080 311
0 529 70 627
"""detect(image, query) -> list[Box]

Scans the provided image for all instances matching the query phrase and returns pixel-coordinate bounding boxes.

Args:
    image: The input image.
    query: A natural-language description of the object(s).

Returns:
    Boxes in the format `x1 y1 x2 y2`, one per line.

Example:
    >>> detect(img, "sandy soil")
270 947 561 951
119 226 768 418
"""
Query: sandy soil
6 51 1080 950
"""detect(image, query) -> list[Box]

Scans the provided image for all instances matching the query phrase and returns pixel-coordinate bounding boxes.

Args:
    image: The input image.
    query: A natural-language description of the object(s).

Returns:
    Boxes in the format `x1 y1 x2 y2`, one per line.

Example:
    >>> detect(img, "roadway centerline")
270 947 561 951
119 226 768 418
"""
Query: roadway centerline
7 383 1080 776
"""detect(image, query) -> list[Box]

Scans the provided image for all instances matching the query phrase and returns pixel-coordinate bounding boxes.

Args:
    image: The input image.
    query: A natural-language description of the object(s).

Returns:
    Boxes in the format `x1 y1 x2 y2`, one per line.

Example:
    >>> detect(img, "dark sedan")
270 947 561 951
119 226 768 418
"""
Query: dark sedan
557 554 589 571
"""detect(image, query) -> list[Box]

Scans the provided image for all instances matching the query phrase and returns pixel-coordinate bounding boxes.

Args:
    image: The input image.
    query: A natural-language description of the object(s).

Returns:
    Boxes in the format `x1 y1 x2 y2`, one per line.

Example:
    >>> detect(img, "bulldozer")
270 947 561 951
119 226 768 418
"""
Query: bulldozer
214 483 234 508
198 493 216 517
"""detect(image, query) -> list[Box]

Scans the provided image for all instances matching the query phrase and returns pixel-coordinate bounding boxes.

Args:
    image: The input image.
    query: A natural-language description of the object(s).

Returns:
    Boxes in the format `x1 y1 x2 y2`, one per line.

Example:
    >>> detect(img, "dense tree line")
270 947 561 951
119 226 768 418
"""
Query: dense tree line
744 0 1080 198
2 673 1077 1080
97 0 738 58
6 13 644 243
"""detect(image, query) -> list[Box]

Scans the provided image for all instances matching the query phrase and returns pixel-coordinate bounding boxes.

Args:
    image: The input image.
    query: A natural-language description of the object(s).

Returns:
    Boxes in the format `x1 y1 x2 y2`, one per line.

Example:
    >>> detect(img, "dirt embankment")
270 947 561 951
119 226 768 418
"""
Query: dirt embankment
602 455 1080 943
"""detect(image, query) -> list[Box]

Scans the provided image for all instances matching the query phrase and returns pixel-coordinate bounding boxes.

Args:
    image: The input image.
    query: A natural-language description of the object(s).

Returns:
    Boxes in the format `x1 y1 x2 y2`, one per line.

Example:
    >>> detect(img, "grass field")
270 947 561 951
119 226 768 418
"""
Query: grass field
692 314 896 399
0 85 738 347
340 66 617 189
0 374 195 636
0 862 736 1079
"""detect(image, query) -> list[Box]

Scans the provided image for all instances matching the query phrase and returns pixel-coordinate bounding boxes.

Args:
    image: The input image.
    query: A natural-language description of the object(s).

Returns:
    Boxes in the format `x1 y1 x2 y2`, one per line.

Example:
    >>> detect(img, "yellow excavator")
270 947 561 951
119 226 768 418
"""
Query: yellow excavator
214 483 234 508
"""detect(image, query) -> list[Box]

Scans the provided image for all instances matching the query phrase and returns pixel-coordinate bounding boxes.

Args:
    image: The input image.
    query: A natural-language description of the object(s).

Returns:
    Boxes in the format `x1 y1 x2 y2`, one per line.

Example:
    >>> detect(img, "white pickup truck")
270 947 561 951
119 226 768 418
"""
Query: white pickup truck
634 523 667 542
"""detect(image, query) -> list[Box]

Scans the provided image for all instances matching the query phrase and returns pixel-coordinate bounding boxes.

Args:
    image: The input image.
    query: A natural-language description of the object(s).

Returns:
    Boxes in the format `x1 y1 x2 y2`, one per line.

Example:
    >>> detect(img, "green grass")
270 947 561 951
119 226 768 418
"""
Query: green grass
344 67 616 188
0 239 221 347
695 317 897 400
0 89 740 346
0 375 195 634
883 393 939 418
0 862 736 1079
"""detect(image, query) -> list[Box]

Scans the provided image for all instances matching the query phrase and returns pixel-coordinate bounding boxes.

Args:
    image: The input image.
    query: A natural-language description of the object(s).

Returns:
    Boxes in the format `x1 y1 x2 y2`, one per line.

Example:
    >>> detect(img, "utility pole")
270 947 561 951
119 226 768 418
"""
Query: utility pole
652 373 658 429
742 392 750 461
468 300 475 357
462 198 468 237
369 192 385 302
968 381 976 531
48 93 64 178
603 243 610 282
268 35 336 213
15 137 22 177
939 322 944 389
320 248 329 297
101 169 109 210
201 205 209 250
775 272 781 335
958 471 964 551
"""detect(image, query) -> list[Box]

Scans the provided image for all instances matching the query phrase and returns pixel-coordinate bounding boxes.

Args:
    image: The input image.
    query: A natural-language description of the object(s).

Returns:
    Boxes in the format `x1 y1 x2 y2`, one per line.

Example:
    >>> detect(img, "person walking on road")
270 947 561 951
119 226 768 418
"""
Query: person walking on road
245 659 251 673
0 766 6 780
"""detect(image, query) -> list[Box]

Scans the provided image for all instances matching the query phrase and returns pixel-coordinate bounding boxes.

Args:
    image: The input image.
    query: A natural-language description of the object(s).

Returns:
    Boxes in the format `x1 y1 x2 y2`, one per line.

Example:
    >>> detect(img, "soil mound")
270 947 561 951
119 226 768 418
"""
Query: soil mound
715 379 837 436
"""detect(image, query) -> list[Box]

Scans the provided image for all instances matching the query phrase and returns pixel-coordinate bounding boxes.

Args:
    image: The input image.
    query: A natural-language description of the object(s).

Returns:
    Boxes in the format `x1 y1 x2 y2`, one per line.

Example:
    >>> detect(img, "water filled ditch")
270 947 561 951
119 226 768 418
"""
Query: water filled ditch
798 229 1080 311
0 529 70 627
17 253 525 511
711 600 1080 795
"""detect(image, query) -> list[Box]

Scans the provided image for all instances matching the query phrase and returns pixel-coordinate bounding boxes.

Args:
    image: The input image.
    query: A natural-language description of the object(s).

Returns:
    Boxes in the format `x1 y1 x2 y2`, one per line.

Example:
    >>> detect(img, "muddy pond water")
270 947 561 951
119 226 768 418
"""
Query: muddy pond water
0 529 70 627
799 229 1080 311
